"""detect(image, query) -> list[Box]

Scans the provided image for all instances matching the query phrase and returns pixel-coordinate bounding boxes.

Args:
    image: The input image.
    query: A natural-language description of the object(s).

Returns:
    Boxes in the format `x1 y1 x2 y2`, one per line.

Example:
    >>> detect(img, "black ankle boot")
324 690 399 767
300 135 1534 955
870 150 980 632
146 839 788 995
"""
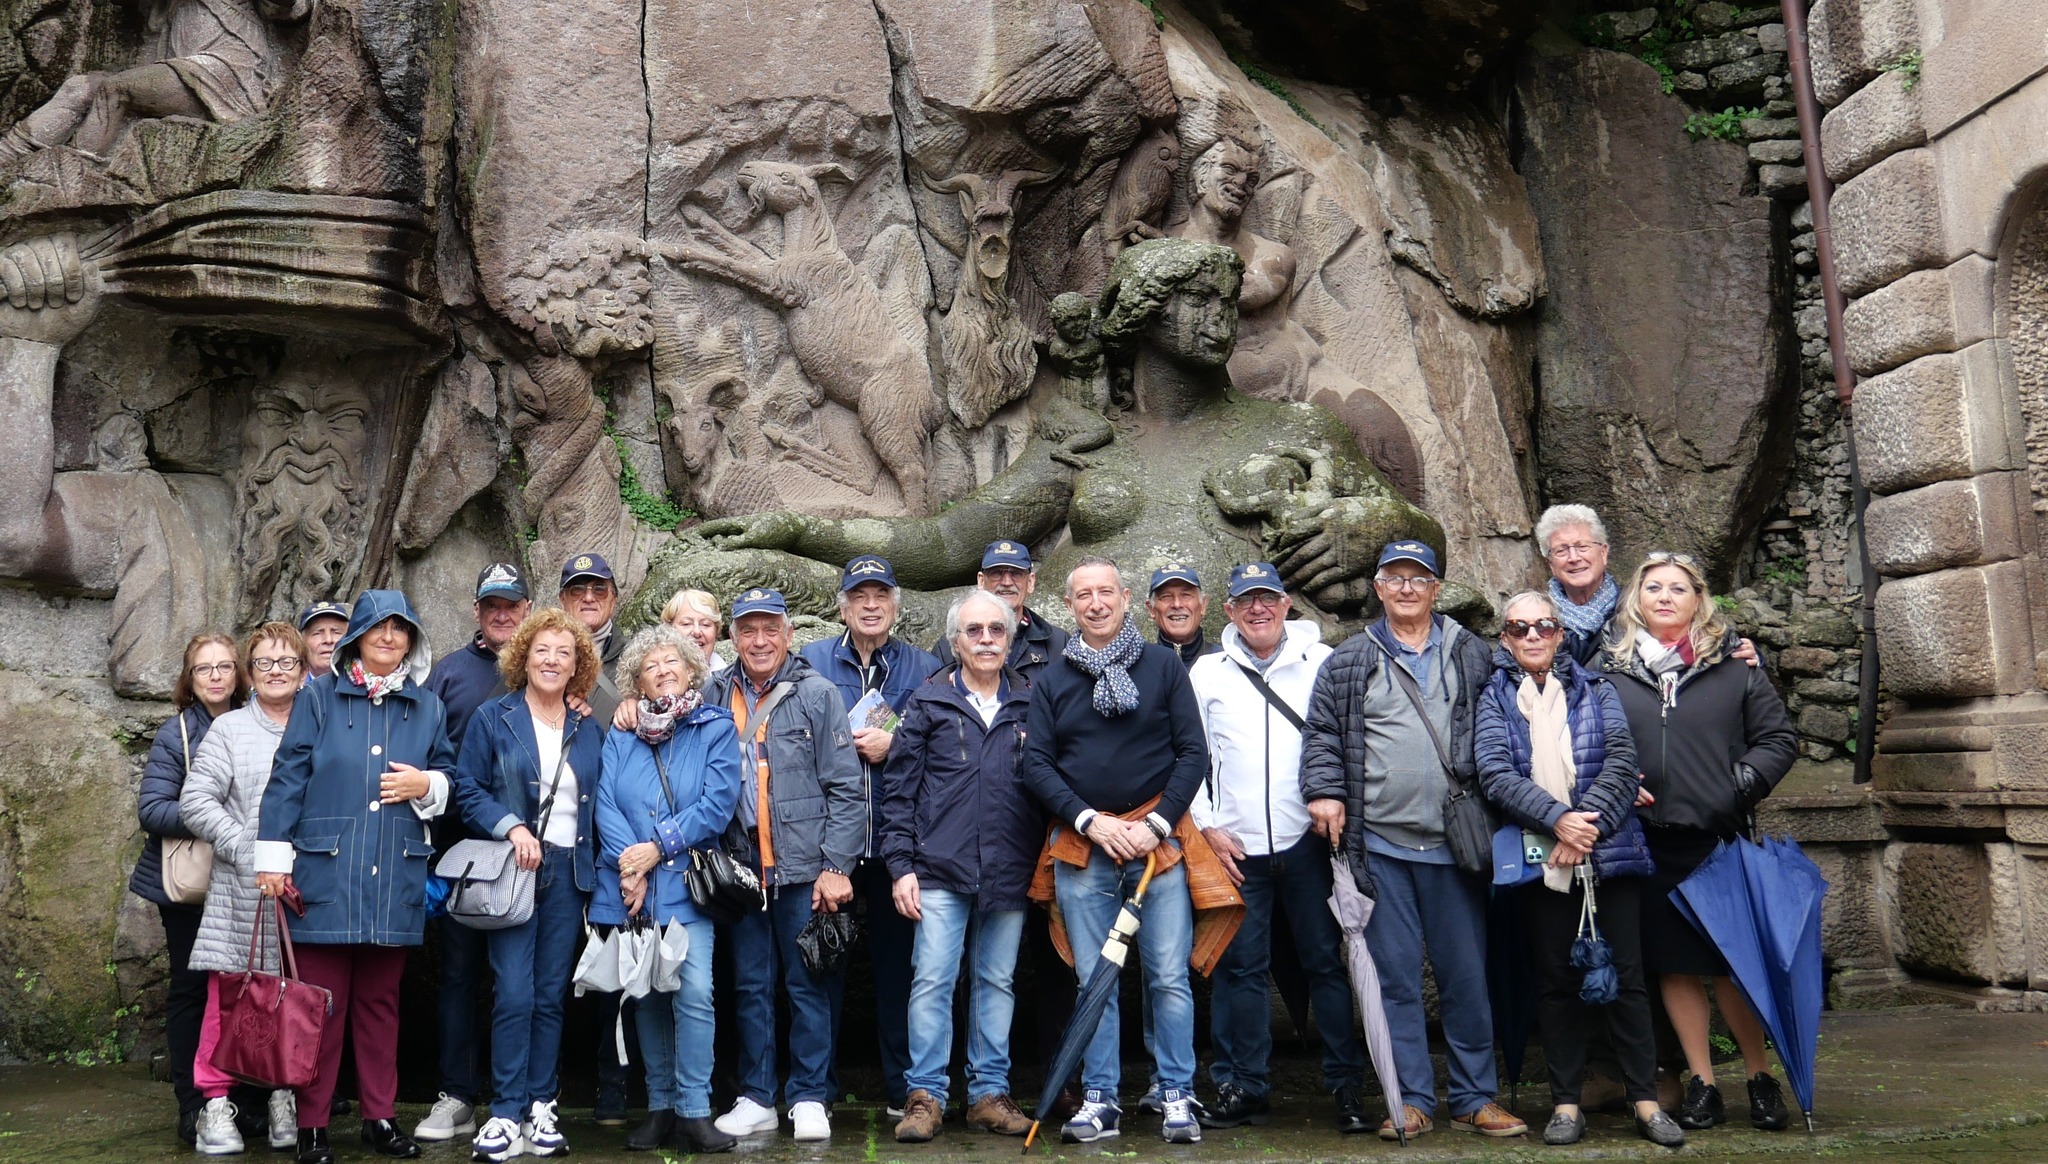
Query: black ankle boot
625 1110 675 1151
677 1116 738 1154
295 1127 333 1164
360 1118 421 1158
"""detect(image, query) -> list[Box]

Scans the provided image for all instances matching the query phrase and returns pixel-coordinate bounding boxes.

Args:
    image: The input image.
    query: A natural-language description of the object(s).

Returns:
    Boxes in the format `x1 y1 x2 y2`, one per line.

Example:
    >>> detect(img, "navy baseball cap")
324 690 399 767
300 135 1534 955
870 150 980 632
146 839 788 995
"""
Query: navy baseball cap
559 552 615 589
1376 541 1440 576
1149 562 1201 594
297 601 349 629
1227 562 1286 598
474 561 528 601
979 540 1034 571
730 587 789 619
839 555 898 591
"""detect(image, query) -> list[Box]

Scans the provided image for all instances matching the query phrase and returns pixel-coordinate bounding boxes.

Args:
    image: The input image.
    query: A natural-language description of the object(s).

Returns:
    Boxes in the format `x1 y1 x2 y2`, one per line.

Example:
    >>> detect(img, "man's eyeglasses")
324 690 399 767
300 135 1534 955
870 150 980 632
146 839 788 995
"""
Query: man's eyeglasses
1502 618 1563 640
1227 592 1286 609
1374 575 1439 592
251 656 301 673
189 662 235 679
564 582 614 599
959 623 1009 640
1546 542 1605 560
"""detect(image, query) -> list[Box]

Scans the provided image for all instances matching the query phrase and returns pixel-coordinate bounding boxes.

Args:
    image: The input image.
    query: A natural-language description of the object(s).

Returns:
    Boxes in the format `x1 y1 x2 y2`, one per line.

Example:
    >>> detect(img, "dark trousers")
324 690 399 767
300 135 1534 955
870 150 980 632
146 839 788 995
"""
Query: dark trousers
293 944 407 1127
1210 836 1366 1096
828 859 914 1105
436 914 491 1103
157 902 207 1117
1519 876 1657 1106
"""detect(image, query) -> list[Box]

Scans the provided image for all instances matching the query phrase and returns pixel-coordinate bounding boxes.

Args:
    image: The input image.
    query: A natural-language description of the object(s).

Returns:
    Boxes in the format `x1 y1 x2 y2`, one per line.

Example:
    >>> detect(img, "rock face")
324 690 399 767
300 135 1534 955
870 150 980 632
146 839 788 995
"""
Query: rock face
1517 38 1798 580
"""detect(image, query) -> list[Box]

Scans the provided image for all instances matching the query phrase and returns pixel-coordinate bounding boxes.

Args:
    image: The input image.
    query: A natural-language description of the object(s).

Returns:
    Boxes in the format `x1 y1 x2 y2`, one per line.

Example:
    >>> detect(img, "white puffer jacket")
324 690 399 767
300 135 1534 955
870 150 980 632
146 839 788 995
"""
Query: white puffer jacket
1187 619 1331 857
181 705 288 975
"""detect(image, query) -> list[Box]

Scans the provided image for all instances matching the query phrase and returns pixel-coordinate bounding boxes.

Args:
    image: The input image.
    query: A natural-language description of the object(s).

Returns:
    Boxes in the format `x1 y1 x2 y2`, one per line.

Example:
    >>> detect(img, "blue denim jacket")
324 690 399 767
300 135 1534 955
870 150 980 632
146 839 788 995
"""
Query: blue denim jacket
452 690 604 892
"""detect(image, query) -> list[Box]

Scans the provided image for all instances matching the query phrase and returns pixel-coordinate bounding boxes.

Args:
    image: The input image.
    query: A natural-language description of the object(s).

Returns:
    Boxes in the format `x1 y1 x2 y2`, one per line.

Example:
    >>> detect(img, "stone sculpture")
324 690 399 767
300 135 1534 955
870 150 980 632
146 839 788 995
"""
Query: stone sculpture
232 368 372 627
1048 290 1110 412
928 168 1056 429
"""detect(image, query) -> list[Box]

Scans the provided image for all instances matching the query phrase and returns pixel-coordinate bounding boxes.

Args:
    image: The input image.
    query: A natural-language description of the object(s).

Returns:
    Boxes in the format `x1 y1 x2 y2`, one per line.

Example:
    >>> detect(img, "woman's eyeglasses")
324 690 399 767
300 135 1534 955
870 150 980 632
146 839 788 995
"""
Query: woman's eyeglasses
251 656 301 673
1644 550 1701 569
1502 618 1563 640
189 662 236 679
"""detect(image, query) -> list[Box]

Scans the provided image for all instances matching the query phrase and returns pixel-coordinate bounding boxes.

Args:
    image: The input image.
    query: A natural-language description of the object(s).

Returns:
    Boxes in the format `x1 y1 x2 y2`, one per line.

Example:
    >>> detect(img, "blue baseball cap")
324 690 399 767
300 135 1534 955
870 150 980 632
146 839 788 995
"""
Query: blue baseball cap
1376 540 1440 577
839 555 898 591
297 601 350 629
730 587 789 619
1227 562 1286 598
979 540 1034 571
559 552 615 589
474 561 529 601
1149 562 1201 594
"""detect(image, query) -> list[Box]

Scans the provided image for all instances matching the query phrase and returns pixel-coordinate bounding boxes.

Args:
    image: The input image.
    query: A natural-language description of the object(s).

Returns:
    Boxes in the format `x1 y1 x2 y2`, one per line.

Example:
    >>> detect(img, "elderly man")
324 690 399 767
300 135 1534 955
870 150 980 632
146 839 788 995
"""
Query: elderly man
1146 563 1220 667
799 556 939 1119
1023 557 1210 1145
1189 563 1368 1134
881 590 1040 1142
411 562 531 1143
1300 542 1526 1142
1537 505 1619 665
298 602 349 678
932 540 1069 683
705 588 864 1144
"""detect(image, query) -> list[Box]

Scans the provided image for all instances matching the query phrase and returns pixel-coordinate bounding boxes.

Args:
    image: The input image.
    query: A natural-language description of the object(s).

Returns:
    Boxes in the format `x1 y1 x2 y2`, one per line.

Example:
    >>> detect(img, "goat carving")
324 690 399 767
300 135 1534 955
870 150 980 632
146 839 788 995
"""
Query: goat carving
928 168 1056 429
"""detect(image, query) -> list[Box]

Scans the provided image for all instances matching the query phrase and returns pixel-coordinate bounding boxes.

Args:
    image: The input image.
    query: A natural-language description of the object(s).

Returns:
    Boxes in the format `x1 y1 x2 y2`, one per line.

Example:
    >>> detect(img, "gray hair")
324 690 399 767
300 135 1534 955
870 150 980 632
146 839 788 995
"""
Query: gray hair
838 584 903 609
616 621 708 696
1500 589 1559 623
946 589 1017 643
1535 504 1608 553
1063 555 1126 597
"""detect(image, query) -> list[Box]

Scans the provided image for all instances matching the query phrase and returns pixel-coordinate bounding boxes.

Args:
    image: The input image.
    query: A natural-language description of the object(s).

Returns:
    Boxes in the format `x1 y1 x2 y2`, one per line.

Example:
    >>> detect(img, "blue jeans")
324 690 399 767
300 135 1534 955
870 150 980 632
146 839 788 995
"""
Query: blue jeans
484 845 589 1119
635 919 717 1117
1366 854 1496 1115
729 884 839 1107
1210 835 1366 1096
1053 845 1195 1095
903 889 1023 1104
437 912 490 1102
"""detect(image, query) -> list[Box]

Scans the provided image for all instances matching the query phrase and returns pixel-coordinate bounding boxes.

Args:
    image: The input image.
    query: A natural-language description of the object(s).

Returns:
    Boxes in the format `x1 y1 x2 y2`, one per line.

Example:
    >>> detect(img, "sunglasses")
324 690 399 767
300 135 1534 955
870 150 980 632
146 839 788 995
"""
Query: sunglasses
958 622 1009 640
1503 618 1563 640
1644 550 1701 569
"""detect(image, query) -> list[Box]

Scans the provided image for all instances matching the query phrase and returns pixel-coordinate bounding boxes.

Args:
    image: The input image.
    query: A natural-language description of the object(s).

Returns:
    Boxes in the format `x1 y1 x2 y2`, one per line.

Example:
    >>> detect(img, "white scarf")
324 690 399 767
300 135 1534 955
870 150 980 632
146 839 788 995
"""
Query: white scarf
1635 628 1688 709
1517 672 1578 893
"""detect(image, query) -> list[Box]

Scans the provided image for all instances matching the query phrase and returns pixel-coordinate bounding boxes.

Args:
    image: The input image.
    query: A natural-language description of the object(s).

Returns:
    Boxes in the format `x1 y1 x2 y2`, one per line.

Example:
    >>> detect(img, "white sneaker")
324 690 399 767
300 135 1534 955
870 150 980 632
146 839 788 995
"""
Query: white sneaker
470 1115 523 1163
523 1099 566 1157
791 1100 831 1142
414 1091 476 1141
714 1096 780 1137
266 1090 296 1151
196 1097 244 1155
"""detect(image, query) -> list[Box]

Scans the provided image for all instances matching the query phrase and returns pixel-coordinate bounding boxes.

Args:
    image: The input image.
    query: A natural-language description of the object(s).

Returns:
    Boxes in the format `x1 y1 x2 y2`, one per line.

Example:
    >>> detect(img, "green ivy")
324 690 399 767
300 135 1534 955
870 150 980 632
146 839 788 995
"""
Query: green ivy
1684 105 1763 142
608 428 692 531
1229 53 1326 134
1880 49 1923 92
1139 0 1165 29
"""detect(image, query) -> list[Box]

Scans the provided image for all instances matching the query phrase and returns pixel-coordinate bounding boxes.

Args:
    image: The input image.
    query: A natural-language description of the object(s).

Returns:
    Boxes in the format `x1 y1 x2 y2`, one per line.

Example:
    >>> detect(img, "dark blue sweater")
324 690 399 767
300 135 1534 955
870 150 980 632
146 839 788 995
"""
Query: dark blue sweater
1022 640 1210 828
425 636 506 756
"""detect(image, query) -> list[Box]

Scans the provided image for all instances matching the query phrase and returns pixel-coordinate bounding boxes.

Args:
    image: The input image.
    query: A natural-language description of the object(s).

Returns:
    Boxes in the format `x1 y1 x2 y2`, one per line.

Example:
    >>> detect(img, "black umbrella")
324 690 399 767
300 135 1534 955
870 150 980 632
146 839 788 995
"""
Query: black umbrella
1023 852 1161 1153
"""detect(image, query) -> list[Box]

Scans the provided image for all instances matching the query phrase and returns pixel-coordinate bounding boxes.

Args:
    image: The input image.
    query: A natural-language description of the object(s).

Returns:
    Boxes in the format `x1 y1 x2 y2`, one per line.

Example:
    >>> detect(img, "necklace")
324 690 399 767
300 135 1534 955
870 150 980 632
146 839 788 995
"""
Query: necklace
528 696 565 730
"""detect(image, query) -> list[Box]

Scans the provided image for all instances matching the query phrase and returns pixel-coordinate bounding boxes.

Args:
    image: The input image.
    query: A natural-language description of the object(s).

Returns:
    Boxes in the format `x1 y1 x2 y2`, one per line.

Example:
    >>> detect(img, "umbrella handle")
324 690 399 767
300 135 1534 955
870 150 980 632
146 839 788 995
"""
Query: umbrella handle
1130 850 1159 906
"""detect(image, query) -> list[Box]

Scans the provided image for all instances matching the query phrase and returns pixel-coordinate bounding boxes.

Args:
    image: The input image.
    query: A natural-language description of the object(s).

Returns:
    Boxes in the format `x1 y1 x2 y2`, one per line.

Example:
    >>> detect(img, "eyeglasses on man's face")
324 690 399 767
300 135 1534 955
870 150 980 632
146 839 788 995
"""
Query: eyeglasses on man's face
1374 575 1439 593
958 622 1009 641
1546 542 1605 560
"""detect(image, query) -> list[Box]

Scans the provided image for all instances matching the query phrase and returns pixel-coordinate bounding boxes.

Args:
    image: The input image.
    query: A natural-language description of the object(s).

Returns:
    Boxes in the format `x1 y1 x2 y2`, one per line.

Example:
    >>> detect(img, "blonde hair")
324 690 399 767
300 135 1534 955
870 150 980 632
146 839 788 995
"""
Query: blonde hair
661 589 721 627
498 608 601 701
1605 553 1730 667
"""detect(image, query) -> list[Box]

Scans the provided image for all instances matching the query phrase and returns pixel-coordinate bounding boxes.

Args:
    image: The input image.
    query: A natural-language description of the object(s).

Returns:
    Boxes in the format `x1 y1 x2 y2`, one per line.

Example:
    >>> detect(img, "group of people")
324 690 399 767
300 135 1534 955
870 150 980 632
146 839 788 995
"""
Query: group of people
130 502 1799 1162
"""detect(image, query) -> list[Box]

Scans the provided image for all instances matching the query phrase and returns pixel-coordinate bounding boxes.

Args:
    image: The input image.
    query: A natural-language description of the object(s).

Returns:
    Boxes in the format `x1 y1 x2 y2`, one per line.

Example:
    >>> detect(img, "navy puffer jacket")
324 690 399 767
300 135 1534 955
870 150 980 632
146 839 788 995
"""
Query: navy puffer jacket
1473 649 1654 880
130 703 218 906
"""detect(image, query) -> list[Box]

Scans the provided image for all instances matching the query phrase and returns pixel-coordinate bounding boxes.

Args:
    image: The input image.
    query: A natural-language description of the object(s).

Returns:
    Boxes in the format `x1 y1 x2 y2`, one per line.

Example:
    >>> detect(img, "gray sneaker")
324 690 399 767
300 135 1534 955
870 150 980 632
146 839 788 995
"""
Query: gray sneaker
196 1097 244 1156
414 1092 477 1141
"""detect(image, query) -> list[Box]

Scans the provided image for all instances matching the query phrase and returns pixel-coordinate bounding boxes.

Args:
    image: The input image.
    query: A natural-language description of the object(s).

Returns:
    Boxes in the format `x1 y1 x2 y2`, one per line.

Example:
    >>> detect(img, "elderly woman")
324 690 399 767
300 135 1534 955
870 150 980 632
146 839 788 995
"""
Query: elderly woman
1600 554 1798 1134
879 589 1040 1142
131 632 244 1147
663 589 729 674
593 623 744 1155
181 622 306 1155
449 609 604 1162
254 590 456 1164
1474 593 1678 1148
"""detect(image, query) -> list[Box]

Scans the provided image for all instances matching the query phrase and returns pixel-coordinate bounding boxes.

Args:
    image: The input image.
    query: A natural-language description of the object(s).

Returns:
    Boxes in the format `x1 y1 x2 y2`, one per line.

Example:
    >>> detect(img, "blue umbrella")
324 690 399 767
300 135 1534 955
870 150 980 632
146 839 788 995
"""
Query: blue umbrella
1670 836 1827 1131
1571 866 1619 1005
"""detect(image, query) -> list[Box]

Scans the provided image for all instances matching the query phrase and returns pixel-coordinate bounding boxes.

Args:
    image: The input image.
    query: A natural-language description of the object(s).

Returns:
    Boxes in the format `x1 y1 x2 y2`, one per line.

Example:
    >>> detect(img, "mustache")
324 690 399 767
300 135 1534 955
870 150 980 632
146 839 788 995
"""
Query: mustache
245 442 355 491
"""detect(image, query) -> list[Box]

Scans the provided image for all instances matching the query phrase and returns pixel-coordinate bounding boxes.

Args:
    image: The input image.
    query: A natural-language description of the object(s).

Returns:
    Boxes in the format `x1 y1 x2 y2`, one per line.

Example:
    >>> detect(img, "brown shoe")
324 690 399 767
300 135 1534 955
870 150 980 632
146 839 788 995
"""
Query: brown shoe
1045 1086 1084 1125
894 1090 942 1143
1377 1104 1434 1141
1450 1101 1528 1137
966 1093 1032 1136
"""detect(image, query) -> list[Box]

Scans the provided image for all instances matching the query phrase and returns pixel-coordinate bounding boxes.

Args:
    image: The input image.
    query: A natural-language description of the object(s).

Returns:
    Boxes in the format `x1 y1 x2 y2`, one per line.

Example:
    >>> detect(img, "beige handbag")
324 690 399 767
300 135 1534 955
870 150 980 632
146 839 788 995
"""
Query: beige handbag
162 714 213 906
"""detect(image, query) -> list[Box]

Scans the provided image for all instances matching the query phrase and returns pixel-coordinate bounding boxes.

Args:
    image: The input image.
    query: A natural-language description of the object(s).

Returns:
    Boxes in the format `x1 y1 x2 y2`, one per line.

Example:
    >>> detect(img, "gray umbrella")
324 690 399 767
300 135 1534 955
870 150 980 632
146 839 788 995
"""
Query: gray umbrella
1328 855 1408 1146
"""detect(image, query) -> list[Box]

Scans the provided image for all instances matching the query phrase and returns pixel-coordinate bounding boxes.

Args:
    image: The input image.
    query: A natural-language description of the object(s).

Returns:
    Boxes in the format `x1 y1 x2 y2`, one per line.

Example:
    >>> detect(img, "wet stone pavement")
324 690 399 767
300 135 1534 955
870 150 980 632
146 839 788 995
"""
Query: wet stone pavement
3 1009 2046 1163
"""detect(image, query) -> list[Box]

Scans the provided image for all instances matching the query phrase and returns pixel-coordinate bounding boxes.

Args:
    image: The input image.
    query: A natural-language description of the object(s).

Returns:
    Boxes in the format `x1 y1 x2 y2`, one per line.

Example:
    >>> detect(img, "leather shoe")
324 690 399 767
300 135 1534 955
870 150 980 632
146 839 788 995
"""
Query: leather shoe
676 1116 738 1154
1542 1108 1585 1145
626 1110 674 1151
1196 1083 1269 1129
1637 1109 1687 1148
359 1118 421 1158
295 1127 333 1164
1333 1084 1371 1135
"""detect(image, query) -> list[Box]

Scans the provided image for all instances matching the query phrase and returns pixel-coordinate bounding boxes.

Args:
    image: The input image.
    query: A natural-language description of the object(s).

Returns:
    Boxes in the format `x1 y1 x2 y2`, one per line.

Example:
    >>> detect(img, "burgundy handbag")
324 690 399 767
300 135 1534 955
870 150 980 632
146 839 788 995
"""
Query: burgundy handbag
212 897 332 1090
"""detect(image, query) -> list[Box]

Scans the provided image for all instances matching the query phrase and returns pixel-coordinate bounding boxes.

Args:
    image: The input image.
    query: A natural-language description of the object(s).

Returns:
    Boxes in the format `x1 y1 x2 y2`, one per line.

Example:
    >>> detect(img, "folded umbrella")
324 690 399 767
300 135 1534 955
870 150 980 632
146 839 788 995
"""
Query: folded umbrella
571 922 625 996
1327 854 1408 1146
1670 835 1828 1131
650 918 692 994
1485 887 1540 1111
1571 865 1619 1006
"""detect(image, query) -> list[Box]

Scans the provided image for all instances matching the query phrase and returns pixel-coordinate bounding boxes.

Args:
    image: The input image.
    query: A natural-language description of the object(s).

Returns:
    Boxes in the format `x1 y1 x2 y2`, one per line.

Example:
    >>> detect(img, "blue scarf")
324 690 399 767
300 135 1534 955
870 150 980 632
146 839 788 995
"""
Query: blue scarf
1550 574 1619 642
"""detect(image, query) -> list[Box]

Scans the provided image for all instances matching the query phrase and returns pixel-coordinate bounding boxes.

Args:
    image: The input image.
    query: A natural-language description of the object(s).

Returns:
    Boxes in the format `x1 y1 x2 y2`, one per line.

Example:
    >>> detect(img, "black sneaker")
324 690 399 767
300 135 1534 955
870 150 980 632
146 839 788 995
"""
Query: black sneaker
178 1108 200 1147
1196 1083 1269 1129
1333 1084 1371 1135
594 1079 630 1127
1676 1075 1724 1130
1747 1072 1790 1130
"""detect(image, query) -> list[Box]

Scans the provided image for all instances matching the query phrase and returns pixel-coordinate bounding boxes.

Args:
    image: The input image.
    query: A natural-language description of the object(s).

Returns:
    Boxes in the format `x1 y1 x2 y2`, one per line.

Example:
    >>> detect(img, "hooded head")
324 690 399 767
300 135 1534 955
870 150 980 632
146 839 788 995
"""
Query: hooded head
333 589 434 686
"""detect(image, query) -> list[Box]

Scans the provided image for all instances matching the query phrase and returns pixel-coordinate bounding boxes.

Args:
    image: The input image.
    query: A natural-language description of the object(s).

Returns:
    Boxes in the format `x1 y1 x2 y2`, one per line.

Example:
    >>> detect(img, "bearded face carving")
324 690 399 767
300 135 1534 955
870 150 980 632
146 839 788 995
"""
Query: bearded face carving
235 375 373 626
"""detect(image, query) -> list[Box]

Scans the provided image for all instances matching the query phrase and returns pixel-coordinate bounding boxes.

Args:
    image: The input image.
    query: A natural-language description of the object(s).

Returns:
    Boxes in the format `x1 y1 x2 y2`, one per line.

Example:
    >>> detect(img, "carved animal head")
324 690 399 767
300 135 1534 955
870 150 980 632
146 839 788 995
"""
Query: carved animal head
738 160 855 220
665 314 749 475
927 169 1058 286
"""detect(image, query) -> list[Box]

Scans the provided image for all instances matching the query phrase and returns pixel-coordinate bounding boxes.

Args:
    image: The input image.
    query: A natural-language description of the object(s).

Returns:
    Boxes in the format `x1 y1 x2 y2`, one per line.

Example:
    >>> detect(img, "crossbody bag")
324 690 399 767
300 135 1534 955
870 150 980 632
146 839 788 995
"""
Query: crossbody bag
437 713 574 929
161 713 215 905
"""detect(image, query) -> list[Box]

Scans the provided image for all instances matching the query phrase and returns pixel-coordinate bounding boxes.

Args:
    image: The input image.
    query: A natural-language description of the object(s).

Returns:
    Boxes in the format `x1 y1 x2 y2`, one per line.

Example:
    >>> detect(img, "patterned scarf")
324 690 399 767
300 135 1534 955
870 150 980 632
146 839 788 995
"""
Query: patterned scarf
1634 629 1692 709
635 689 701 744
348 658 406 702
1550 574 1619 642
1063 616 1145 717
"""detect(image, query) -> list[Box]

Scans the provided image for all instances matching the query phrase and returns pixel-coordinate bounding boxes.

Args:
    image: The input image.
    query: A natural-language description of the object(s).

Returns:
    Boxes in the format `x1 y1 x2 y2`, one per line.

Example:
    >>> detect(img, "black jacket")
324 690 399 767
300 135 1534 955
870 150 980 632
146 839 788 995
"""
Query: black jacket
1023 639 1209 827
933 604 1068 686
130 704 218 906
1600 632 1799 839
878 666 1041 911
1161 627 1221 669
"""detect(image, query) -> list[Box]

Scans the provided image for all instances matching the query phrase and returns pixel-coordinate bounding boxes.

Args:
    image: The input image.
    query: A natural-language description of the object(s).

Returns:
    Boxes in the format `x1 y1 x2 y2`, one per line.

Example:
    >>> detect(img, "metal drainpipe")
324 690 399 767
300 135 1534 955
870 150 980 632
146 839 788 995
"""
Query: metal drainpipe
1783 0 1879 783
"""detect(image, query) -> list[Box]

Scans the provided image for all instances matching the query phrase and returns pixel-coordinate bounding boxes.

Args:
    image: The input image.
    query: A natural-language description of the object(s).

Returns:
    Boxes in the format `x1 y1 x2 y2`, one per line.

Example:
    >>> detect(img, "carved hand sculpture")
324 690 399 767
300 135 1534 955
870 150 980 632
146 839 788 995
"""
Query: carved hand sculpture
0 234 103 347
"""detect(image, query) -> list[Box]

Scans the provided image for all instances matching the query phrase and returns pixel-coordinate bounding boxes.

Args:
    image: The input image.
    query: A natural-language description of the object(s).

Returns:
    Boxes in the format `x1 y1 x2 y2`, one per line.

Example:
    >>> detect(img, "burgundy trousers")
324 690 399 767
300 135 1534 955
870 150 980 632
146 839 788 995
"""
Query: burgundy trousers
293 944 407 1127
